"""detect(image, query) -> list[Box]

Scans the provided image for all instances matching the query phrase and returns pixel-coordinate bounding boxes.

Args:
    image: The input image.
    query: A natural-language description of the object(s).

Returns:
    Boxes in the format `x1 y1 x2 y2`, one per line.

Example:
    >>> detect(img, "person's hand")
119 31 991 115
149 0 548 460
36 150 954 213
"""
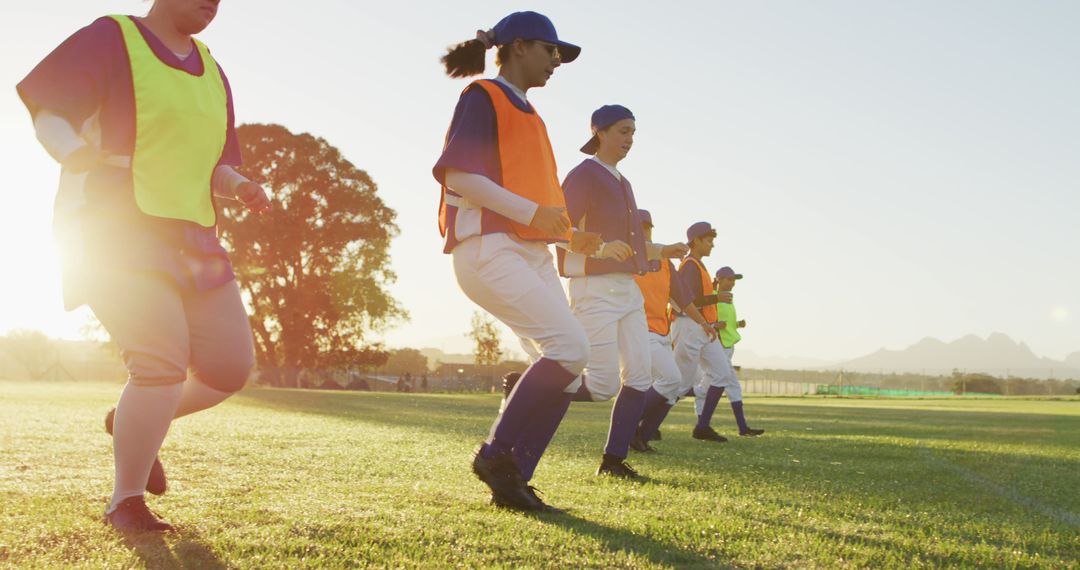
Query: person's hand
570 230 603 255
530 205 570 236
236 181 271 214
738 319 747 328
661 243 689 258
62 144 107 172
717 291 733 303
715 320 727 330
600 240 634 261
701 322 718 341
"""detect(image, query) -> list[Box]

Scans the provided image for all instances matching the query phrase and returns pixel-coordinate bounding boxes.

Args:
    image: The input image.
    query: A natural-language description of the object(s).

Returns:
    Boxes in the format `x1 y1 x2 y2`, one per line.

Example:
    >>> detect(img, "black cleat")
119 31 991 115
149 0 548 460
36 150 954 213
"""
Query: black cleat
493 485 566 514
740 428 765 437
629 432 656 453
472 449 541 511
104 496 174 533
105 408 167 495
501 372 522 399
597 454 645 481
692 426 729 443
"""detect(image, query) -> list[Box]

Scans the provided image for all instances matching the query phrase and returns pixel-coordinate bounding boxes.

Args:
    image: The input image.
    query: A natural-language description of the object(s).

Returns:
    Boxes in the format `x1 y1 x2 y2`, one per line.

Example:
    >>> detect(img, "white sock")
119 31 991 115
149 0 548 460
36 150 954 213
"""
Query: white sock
174 379 233 420
108 382 183 513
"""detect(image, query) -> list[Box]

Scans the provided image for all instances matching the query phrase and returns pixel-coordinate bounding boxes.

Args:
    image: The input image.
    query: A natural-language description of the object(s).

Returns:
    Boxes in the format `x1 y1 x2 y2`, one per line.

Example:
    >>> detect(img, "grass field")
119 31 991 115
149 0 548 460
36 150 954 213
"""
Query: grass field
1 381 1078 569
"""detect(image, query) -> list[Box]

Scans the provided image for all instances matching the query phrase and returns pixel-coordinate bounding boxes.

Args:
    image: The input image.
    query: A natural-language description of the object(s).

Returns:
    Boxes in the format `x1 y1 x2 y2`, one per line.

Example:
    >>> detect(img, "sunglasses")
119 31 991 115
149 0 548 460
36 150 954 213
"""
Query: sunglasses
535 41 561 59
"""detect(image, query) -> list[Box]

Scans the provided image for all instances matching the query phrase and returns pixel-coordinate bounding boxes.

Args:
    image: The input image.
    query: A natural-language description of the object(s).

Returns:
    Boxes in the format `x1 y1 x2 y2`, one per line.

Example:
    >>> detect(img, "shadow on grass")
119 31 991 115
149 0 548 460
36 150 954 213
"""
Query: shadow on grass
529 511 732 569
118 529 226 570
233 389 1080 528
235 388 496 436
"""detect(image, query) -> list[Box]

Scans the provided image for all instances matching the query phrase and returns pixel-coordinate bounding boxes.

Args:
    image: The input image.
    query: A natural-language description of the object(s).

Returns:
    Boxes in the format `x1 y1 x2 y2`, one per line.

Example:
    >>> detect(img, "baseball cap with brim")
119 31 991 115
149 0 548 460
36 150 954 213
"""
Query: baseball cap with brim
492 11 581 64
715 266 743 280
686 221 717 243
580 104 635 154
638 209 653 227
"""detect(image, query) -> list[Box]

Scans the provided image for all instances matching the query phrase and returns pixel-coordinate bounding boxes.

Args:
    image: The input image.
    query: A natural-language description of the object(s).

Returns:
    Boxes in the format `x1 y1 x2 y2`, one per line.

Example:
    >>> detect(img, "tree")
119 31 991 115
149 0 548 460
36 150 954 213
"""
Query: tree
219 123 403 387
0 329 56 380
469 312 503 390
383 348 430 376
950 371 1003 395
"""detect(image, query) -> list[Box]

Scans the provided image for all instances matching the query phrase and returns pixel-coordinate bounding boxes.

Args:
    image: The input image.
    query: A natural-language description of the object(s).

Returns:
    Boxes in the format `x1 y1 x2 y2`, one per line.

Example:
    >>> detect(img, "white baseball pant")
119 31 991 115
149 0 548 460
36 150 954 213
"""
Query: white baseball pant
568 273 652 401
453 233 590 379
672 315 728 407
647 331 684 405
693 345 742 415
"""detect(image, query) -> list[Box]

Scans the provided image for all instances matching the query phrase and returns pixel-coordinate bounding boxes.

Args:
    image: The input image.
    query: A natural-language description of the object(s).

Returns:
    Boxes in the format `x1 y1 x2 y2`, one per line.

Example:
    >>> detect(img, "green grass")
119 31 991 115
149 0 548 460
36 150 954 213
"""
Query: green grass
1 381 1078 569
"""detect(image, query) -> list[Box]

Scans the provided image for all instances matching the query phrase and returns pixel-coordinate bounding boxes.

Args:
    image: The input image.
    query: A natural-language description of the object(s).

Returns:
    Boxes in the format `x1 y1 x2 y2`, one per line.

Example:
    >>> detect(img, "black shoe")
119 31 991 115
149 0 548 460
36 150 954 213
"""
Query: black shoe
692 426 729 443
104 496 174 532
105 408 168 496
493 485 566 514
501 372 522 399
597 454 645 481
472 449 540 511
629 432 656 453
740 428 765 437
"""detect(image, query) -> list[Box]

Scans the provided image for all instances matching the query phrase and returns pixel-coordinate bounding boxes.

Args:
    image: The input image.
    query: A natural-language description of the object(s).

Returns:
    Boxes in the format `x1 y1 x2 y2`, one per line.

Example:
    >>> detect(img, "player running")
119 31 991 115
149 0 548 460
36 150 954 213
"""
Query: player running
434 11 598 512
629 210 716 452
17 0 270 532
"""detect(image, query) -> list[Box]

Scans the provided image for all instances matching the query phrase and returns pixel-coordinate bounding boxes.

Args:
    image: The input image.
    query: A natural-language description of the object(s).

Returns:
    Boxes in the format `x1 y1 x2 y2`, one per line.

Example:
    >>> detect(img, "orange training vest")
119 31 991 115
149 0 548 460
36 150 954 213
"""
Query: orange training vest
440 80 570 242
680 256 718 323
635 261 674 336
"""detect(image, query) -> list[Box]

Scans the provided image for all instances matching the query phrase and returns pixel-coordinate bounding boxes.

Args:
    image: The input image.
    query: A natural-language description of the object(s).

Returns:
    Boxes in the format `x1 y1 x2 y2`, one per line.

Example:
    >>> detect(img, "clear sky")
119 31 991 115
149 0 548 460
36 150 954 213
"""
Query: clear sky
2 1 1078 363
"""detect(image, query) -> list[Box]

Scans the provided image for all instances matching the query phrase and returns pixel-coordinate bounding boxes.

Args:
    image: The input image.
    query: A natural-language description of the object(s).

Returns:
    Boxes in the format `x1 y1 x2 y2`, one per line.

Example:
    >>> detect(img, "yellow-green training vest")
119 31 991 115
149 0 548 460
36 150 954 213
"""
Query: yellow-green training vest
716 299 741 348
111 15 227 227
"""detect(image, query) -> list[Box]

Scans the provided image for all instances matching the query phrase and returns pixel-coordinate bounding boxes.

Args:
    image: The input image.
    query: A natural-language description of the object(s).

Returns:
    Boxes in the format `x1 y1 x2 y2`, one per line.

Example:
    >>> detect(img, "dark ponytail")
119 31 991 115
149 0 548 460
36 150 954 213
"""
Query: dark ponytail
442 34 522 78
441 39 487 78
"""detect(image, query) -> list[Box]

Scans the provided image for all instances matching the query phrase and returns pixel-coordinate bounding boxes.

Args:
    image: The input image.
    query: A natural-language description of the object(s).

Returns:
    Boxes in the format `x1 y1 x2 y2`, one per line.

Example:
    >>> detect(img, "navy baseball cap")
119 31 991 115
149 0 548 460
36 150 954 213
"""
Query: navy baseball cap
580 105 635 154
686 221 717 242
715 266 743 280
492 12 581 64
638 209 653 227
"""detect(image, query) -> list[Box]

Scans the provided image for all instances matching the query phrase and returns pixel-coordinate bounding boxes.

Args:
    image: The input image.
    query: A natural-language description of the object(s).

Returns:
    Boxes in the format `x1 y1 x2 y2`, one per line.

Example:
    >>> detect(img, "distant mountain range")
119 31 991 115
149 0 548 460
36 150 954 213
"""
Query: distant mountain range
833 333 1079 379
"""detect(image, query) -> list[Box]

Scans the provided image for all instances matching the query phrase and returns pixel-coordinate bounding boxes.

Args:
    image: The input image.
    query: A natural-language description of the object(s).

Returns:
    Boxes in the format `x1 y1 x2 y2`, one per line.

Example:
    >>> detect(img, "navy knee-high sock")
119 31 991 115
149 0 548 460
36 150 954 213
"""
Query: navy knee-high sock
731 400 749 433
636 387 672 442
482 358 576 458
695 386 725 430
512 392 573 482
604 386 648 459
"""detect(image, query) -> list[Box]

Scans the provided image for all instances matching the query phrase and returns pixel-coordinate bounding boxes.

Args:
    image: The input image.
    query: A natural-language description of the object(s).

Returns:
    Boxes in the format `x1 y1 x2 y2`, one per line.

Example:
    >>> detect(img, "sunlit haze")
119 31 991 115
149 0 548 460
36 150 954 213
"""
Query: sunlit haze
2 1 1078 363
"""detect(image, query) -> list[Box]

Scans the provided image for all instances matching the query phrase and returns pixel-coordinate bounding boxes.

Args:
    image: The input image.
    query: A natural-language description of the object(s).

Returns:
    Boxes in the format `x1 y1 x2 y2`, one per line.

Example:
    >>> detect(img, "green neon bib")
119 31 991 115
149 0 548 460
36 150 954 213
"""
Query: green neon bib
716 300 741 348
112 15 227 227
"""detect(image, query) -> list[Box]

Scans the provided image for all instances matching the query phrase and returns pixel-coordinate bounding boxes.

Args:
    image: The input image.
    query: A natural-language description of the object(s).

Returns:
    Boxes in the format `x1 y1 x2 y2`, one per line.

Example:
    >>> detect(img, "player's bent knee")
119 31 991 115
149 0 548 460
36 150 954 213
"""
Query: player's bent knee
125 356 186 386
130 375 186 387
557 355 588 377
552 333 590 376
625 376 653 394
201 355 255 393
588 381 619 402
592 388 618 402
